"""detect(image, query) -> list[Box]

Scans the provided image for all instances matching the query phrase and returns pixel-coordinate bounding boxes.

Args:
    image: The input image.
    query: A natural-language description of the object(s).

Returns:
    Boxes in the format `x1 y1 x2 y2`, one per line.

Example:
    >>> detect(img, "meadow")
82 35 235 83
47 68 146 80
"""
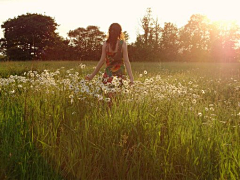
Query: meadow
0 61 240 180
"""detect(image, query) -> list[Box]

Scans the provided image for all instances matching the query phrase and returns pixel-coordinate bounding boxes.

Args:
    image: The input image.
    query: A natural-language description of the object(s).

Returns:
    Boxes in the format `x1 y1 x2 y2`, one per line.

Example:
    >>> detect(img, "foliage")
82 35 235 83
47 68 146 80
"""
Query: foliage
133 8 162 61
1 9 240 62
68 26 106 60
160 22 180 61
0 38 7 56
178 14 240 62
43 36 73 60
0 54 6 61
132 9 240 62
1 13 59 60
123 31 129 42
209 20 240 62
179 14 211 62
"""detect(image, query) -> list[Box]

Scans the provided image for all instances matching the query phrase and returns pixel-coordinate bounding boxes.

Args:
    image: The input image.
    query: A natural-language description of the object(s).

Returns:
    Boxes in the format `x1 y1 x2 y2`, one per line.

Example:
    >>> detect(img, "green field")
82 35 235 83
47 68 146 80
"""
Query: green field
0 61 240 179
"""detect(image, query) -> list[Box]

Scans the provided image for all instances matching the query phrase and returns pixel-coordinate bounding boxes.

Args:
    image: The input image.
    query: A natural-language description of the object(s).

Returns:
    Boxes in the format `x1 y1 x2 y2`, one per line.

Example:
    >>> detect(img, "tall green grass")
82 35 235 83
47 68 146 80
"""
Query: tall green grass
0 61 240 179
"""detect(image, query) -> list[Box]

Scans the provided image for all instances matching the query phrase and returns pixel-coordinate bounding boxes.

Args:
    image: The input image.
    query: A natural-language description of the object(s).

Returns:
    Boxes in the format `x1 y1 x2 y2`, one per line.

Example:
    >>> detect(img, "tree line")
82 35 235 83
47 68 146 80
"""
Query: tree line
1 8 240 62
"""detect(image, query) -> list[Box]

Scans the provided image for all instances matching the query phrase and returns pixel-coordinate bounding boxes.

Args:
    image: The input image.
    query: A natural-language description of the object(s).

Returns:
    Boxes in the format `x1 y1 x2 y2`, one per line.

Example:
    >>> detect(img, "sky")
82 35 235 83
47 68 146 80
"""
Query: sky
0 0 240 43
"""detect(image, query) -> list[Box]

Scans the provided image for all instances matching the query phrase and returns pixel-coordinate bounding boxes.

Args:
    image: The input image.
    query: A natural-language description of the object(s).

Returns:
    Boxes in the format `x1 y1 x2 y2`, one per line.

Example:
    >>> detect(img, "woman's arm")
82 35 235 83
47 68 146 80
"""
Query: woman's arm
122 41 134 84
85 42 106 80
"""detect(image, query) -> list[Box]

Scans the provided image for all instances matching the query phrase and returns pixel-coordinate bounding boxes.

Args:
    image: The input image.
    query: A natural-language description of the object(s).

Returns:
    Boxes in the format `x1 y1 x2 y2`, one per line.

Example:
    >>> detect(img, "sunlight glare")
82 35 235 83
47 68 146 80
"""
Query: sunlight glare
203 0 239 23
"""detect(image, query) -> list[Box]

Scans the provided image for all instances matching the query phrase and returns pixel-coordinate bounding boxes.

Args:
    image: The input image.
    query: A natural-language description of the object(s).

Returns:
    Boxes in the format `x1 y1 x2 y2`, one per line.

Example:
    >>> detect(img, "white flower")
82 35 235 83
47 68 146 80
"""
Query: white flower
95 94 103 101
69 85 74 90
105 98 111 102
144 70 147 75
95 87 100 92
123 89 129 94
192 94 198 99
210 107 215 111
30 73 34 78
198 112 202 117
122 80 129 87
85 86 90 93
139 74 143 77
79 79 85 85
81 87 85 93
156 75 161 81
10 90 15 94
75 87 80 93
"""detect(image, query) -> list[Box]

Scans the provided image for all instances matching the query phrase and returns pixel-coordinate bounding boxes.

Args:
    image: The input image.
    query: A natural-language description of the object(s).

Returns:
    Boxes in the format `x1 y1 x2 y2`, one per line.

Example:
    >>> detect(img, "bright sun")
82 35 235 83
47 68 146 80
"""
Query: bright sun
203 0 240 25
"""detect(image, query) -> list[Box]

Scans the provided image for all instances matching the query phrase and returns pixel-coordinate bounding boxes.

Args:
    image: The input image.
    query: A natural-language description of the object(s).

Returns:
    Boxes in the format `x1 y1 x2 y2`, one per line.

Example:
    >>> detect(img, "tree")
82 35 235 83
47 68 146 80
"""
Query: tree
140 8 153 46
236 48 240 62
1 13 59 60
209 21 240 62
0 38 7 61
68 26 106 60
153 18 161 49
0 38 7 57
123 31 129 42
42 36 73 60
134 8 162 61
160 22 179 61
179 14 211 61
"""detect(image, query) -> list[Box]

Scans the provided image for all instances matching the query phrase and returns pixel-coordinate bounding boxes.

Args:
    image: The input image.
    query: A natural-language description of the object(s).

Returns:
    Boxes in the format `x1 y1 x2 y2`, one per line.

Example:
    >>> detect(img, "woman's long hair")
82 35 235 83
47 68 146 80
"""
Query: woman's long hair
106 23 125 51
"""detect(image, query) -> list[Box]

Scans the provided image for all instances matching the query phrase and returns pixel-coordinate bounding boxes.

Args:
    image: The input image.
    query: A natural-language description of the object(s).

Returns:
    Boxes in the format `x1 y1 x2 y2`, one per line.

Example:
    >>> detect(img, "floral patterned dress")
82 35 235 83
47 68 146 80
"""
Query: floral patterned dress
102 40 126 85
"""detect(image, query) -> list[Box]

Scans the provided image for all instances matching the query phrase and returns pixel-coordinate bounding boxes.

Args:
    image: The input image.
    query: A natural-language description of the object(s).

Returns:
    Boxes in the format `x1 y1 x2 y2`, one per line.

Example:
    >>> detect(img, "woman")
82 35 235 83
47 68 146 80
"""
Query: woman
85 23 134 86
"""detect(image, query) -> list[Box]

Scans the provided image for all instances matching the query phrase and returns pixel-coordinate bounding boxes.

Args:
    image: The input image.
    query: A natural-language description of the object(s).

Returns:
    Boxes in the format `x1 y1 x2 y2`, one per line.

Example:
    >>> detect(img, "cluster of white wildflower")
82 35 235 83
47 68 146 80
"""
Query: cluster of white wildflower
1 66 240 129
0 68 204 106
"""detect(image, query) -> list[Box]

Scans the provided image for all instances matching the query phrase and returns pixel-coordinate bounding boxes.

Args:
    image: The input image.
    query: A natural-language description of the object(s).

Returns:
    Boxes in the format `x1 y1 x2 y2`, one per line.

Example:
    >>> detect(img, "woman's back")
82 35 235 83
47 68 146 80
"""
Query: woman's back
85 23 133 86
103 40 125 84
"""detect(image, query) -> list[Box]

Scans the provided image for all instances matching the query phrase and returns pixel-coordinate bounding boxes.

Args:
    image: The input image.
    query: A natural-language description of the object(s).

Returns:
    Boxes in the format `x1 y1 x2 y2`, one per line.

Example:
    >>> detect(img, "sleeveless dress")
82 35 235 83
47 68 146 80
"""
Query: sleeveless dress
102 40 126 86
